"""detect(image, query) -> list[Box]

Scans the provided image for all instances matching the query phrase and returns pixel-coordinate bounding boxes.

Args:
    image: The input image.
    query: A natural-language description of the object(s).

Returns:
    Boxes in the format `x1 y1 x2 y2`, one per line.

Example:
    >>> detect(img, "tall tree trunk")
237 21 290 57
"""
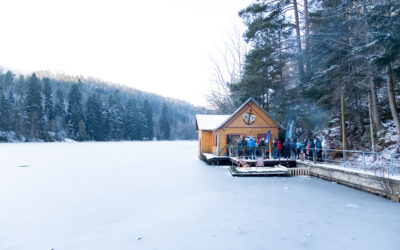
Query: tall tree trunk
303 0 311 77
293 0 305 81
387 63 400 150
368 94 376 152
362 4 384 131
369 73 384 131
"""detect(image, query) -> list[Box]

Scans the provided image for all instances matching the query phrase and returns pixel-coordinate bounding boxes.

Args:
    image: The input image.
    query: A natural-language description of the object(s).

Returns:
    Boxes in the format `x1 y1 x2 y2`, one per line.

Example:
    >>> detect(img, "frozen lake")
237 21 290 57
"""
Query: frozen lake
0 141 399 250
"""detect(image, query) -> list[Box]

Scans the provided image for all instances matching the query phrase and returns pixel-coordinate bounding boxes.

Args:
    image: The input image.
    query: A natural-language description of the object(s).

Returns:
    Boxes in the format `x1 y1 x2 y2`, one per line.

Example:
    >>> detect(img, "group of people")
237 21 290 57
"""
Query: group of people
235 135 323 162
278 137 323 161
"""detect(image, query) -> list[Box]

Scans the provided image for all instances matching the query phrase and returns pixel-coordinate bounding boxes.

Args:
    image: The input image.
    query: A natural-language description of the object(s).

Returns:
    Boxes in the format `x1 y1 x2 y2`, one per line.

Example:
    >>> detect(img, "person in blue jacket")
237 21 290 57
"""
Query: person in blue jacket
248 137 256 159
296 138 302 159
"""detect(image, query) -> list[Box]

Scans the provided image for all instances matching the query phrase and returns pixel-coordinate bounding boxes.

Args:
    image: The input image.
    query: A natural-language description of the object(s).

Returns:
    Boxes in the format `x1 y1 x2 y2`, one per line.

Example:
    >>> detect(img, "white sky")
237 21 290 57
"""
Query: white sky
0 0 252 106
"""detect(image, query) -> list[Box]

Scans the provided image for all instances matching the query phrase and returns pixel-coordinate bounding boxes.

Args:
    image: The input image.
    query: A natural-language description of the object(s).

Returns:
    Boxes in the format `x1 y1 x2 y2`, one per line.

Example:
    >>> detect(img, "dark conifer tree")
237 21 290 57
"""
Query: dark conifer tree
0 69 197 141
67 81 84 138
25 73 43 139
159 102 171 140
125 98 141 140
142 99 153 140
77 120 88 141
43 78 54 122
86 93 103 140
107 90 125 140
0 84 10 131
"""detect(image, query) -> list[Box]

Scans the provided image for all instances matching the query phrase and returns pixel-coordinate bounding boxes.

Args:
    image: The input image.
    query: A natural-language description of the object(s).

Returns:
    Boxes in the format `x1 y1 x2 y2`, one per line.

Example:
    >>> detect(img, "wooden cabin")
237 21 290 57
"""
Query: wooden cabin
196 98 281 158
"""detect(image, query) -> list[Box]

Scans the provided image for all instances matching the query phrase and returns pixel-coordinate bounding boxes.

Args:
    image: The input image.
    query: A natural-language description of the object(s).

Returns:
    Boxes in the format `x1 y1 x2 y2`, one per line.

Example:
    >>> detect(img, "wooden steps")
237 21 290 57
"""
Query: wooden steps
278 165 310 176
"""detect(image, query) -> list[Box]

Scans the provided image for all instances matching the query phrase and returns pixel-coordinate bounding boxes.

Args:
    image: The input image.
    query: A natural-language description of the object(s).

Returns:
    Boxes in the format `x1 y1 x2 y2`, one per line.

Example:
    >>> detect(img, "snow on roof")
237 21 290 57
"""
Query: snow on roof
196 114 230 130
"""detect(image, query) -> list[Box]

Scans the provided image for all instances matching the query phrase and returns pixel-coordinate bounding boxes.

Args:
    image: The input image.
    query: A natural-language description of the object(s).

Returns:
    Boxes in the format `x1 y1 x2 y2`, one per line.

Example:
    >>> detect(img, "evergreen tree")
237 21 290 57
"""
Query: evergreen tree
107 90 125 140
5 71 15 106
86 93 103 140
54 88 66 117
159 102 171 140
0 85 10 131
4 70 14 89
125 98 142 140
234 0 295 122
142 99 153 140
77 120 88 141
43 78 54 122
25 73 43 139
0 69 198 142
67 81 84 138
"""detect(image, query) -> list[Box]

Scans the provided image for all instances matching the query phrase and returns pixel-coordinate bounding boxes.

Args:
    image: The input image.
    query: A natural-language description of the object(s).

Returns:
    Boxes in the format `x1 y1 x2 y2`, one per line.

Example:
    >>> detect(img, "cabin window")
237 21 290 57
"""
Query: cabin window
229 134 241 145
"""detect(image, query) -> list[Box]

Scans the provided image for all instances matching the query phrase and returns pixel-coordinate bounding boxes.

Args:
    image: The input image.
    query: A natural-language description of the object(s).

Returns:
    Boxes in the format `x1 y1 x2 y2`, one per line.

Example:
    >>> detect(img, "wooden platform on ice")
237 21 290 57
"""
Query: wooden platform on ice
229 165 291 177
202 153 296 168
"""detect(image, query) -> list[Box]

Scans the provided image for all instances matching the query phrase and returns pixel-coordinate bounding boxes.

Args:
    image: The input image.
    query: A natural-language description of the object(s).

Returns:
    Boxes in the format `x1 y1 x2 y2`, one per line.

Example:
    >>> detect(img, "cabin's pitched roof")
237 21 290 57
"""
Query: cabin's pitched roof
215 98 283 129
196 98 283 131
195 114 230 131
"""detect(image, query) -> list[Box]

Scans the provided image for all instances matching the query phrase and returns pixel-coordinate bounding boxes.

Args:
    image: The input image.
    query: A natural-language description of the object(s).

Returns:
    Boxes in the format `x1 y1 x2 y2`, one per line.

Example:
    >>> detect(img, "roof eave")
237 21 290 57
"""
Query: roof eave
215 97 283 130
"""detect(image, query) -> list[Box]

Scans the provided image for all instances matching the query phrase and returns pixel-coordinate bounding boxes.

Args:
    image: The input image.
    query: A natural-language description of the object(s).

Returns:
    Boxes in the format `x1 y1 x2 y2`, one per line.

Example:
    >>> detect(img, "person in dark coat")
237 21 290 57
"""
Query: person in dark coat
241 136 247 157
272 137 278 159
309 138 315 161
315 138 322 162
237 137 242 157
291 138 296 159
283 138 291 159
258 138 266 158
303 138 308 160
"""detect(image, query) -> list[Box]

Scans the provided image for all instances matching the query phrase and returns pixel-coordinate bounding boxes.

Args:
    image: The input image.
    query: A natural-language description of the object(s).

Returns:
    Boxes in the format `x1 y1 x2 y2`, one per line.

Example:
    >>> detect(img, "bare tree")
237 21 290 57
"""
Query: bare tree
303 0 311 77
206 25 247 113
368 94 376 153
293 0 305 81
386 63 400 150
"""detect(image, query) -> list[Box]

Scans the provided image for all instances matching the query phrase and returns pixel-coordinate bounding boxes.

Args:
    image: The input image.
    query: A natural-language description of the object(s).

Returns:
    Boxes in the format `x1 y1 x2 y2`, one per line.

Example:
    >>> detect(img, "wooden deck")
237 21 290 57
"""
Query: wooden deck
201 153 312 177
229 165 291 177
202 153 296 168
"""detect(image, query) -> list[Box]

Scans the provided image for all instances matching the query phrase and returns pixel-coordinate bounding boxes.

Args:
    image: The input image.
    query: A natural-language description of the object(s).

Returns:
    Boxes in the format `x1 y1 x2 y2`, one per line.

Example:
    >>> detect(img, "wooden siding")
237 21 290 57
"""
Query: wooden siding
221 101 277 129
198 130 213 157
199 100 279 156
214 101 279 155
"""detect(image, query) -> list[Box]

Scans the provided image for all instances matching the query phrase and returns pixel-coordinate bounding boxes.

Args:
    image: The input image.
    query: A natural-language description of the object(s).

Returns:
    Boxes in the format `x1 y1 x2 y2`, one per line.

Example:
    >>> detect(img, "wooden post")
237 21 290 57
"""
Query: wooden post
341 91 347 150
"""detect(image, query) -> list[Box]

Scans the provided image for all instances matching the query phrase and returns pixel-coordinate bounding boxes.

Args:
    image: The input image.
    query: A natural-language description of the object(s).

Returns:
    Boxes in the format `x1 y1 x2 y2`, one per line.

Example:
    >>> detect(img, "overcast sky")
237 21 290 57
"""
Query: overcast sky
0 0 252 106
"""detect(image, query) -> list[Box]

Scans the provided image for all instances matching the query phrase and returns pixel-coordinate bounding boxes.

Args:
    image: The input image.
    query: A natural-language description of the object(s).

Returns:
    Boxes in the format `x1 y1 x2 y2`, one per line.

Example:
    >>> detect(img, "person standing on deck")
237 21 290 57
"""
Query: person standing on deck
309 138 315 161
248 137 256 159
259 138 266 159
296 138 302 159
242 137 248 159
283 138 291 159
303 138 308 160
315 138 322 162
237 136 242 157
272 137 277 159
291 138 296 159
277 139 282 160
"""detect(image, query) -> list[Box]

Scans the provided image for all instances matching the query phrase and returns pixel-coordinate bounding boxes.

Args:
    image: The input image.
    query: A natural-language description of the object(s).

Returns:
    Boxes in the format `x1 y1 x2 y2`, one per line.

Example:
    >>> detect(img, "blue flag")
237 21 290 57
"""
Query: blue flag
265 130 271 145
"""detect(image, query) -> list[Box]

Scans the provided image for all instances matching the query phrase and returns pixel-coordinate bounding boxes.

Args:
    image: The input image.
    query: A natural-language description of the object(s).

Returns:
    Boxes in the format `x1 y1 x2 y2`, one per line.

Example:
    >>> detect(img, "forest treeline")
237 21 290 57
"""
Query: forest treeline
0 69 201 142
209 0 400 151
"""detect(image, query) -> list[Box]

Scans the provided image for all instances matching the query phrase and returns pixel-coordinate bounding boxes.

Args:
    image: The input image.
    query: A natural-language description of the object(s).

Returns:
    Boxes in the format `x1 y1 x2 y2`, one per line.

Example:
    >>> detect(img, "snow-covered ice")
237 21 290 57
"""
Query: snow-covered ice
0 141 400 250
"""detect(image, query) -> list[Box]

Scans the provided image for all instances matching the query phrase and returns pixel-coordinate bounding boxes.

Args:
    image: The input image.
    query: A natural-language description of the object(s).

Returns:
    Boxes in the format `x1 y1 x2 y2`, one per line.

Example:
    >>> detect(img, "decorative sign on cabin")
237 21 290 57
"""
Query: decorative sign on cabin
196 97 280 158
243 109 256 125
